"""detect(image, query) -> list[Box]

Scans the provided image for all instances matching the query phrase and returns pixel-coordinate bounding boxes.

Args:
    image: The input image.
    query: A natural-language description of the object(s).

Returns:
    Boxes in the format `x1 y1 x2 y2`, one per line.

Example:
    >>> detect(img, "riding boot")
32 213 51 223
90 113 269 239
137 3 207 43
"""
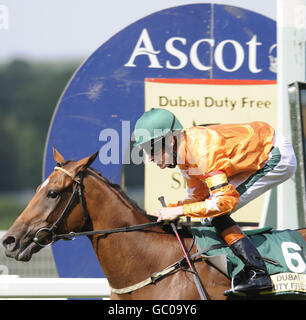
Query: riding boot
221 225 272 294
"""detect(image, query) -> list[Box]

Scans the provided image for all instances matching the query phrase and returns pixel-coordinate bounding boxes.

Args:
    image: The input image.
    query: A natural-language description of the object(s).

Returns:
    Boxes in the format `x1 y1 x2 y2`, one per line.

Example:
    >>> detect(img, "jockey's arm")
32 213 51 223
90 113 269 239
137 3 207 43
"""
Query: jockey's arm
169 171 240 218
182 183 240 218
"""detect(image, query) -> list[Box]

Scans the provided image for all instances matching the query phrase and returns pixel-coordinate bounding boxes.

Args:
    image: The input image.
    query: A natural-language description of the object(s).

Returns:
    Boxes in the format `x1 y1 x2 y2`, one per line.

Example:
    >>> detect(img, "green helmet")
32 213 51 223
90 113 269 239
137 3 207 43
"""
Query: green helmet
133 108 183 147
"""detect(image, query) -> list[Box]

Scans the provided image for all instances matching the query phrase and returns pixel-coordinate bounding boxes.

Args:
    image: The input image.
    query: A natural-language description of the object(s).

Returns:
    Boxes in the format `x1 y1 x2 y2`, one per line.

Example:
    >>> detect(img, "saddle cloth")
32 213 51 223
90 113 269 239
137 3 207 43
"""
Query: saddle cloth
189 226 306 296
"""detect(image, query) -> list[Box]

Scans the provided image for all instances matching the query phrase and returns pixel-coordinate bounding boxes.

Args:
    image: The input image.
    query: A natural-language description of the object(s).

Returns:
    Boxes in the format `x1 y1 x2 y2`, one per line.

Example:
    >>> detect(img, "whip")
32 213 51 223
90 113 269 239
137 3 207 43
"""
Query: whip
158 196 207 300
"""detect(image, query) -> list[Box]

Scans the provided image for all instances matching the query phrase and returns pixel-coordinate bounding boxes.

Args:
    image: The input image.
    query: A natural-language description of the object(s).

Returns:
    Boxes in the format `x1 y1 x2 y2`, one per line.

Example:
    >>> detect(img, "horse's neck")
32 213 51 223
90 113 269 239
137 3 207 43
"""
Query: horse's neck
84 171 174 289
85 170 147 229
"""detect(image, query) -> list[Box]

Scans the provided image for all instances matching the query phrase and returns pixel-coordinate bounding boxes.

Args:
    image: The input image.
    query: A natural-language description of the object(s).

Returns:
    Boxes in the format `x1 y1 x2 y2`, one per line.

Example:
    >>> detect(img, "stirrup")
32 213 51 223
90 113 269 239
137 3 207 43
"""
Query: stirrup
224 274 243 296
224 273 272 296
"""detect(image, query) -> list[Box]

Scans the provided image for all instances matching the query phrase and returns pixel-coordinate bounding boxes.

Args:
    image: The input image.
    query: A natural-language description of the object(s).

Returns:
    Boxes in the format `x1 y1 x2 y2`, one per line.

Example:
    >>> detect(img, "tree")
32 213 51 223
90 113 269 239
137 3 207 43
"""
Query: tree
0 59 79 191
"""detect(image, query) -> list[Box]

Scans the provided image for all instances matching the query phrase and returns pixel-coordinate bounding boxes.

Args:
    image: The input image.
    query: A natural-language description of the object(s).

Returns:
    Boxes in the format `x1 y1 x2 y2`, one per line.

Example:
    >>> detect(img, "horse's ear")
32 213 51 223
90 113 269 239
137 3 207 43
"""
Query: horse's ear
84 151 99 168
53 146 65 165
75 151 99 172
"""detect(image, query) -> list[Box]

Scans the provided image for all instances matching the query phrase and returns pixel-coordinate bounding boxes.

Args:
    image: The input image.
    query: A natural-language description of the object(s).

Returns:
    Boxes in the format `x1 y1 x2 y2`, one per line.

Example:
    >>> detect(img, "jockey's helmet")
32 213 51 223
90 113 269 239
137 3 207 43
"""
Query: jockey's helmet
133 108 183 148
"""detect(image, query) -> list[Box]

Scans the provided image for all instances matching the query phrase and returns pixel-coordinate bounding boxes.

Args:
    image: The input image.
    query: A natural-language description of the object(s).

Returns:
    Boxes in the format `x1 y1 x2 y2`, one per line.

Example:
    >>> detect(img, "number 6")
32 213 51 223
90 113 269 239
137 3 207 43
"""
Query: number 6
281 242 306 273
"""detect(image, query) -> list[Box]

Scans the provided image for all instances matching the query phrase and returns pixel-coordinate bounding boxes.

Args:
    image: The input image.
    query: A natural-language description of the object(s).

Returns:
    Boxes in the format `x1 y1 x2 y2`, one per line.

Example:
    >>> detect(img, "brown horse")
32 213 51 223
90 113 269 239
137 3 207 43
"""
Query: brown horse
2 148 306 300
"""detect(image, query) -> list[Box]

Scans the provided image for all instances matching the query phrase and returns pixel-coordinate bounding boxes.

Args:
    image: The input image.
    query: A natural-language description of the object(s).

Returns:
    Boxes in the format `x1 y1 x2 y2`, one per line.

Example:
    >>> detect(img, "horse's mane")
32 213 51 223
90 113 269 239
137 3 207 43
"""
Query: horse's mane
57 161 181 234
86 167 192 236
57 160 73 167
87 167 157 223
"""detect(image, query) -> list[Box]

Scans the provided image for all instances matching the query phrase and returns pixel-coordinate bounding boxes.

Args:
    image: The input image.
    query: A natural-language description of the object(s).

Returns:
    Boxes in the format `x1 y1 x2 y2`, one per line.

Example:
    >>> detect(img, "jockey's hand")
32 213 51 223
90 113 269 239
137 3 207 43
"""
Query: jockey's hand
153 206 184 222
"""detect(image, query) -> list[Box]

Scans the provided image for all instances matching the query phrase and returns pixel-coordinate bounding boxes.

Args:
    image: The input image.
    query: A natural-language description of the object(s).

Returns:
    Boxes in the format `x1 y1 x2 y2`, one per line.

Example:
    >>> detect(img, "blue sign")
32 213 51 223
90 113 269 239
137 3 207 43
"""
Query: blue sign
44 4 276 277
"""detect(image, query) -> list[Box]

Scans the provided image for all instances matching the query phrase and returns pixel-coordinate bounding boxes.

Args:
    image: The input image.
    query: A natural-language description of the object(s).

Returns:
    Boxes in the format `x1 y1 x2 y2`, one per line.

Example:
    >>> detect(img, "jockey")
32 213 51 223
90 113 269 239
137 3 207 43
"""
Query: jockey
133 108 297 294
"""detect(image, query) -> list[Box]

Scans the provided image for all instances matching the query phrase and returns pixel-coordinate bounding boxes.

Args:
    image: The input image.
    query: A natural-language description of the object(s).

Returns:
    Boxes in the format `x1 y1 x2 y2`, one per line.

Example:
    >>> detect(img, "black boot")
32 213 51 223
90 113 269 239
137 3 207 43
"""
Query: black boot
227 236 272 294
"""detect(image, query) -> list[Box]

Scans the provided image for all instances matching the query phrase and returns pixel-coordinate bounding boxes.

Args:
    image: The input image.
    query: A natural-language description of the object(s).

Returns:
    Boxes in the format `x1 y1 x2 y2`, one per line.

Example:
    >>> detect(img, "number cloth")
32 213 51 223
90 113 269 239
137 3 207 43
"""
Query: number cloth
190 226 306 295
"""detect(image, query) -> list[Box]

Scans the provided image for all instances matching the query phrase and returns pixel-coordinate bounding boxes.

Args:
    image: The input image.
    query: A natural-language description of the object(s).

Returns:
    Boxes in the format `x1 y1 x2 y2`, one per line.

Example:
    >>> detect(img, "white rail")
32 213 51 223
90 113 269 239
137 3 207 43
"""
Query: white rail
0 276 111 299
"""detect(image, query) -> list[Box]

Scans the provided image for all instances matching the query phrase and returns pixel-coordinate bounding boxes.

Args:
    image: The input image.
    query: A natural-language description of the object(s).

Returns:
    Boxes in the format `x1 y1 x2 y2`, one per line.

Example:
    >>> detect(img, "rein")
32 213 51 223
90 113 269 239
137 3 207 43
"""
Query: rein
33 167 163 246
54 221 164 241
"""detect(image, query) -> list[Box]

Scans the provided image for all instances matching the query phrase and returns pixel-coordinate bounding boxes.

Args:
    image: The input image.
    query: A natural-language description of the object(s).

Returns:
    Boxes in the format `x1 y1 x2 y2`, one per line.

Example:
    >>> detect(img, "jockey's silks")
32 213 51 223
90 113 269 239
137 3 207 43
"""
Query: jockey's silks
170 121 275 218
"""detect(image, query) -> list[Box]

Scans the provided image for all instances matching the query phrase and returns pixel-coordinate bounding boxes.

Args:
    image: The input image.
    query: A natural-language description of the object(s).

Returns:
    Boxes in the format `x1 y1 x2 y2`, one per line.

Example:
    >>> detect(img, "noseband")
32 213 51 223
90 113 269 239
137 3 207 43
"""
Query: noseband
33 167 163 247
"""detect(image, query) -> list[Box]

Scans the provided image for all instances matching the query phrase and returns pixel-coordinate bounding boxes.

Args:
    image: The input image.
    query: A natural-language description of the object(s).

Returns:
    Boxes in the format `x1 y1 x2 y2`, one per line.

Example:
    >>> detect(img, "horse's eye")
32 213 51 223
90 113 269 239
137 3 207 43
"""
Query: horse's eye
47 190 58 199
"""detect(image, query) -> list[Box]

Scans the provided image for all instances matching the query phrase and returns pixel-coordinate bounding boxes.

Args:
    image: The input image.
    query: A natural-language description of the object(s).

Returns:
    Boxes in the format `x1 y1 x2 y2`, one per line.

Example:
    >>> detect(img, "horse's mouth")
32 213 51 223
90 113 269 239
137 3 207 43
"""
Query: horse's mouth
15 240 41 261
3 237 41 262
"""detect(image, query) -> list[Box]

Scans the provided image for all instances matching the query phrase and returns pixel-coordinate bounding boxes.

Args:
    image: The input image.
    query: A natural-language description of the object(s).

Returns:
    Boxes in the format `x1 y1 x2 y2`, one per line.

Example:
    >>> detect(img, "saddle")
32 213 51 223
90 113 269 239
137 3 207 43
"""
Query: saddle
189 225 306 297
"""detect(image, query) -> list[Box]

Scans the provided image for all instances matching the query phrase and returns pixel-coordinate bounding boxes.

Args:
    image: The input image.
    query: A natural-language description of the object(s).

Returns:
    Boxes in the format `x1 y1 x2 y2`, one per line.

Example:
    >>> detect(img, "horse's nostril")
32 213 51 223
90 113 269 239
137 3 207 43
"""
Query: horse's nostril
2 236 16 251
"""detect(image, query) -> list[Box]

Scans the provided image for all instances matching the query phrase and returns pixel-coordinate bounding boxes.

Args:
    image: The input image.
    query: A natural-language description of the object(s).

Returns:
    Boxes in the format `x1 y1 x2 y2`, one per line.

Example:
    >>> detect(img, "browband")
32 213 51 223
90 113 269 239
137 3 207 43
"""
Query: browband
54 166 80 183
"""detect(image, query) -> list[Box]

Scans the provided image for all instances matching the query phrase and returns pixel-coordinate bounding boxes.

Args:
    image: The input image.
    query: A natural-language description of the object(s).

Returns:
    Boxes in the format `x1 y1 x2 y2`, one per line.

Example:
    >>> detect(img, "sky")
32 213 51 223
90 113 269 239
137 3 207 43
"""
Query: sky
0 0 276 62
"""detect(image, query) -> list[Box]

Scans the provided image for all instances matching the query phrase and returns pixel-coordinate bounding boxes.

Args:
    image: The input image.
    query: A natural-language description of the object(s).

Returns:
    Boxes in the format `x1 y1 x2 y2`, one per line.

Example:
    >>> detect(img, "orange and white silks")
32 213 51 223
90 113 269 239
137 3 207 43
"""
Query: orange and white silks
172 121 275 218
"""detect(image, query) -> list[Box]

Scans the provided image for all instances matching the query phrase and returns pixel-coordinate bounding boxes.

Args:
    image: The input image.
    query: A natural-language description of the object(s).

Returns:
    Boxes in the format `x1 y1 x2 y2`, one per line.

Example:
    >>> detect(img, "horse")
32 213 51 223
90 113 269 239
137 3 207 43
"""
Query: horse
2 148 306 300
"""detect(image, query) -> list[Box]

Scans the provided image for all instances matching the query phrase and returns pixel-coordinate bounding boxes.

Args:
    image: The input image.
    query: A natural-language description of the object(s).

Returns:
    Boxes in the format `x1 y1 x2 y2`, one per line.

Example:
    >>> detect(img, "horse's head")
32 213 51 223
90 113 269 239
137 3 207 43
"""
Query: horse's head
1 147 98 261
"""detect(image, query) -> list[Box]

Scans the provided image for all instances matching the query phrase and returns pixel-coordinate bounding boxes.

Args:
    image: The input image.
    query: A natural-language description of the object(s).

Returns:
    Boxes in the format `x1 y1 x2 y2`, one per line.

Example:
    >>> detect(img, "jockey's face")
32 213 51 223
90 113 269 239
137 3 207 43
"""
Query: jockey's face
144 136 177 169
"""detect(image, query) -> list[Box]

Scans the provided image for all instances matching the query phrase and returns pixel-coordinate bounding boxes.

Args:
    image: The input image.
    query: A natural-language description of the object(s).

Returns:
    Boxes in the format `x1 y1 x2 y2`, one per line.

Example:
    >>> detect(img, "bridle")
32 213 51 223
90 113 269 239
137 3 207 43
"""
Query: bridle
33 166 163 247
33 167 89 246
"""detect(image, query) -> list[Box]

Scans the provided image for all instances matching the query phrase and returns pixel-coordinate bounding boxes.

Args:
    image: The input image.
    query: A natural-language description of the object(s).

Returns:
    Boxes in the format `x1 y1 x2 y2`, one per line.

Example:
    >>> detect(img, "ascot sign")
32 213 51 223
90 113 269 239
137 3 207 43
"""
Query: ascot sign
44 3 276 278
125 29 268 74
